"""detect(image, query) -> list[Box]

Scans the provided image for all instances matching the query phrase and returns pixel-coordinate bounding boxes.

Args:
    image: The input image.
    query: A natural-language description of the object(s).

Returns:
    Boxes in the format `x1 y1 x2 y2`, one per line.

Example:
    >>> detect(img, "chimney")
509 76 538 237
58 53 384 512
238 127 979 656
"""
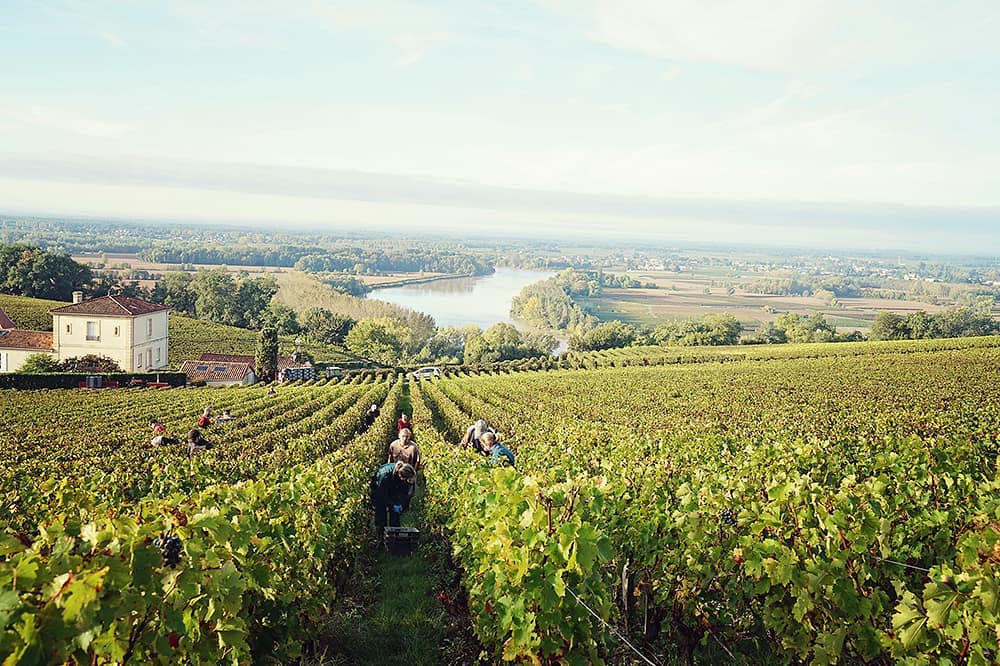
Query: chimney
72 291 84 304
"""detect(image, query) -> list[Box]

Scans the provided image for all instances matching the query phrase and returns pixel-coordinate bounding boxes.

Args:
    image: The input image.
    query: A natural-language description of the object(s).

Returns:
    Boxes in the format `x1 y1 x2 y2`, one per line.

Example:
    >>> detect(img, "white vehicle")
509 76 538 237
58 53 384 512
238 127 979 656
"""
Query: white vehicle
409 366 441 379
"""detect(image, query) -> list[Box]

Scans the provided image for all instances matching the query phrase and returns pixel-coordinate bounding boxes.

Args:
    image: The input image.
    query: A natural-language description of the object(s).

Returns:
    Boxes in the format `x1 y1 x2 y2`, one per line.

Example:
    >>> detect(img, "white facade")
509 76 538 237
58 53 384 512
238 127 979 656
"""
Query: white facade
0 348 55 372
52 310 169 372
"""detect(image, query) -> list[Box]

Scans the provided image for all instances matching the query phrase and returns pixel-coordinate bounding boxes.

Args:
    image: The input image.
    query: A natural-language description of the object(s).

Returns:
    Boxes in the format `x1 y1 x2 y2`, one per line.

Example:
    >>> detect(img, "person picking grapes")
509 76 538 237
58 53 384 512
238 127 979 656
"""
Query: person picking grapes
369 461 416 528
197 407 213 428
396 412 413 434
186 429 214 458
461 419 495 455
149 418 178 446
481 431 515 467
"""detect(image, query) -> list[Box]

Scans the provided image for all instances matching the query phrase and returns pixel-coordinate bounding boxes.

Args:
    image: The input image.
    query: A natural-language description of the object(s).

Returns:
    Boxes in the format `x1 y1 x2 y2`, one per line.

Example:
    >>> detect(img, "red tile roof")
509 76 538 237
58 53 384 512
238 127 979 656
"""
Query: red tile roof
197 353 312 372
180 360 254 383
0 306 15 329
199 353 255 365
0 329 54 351
51 295 171 317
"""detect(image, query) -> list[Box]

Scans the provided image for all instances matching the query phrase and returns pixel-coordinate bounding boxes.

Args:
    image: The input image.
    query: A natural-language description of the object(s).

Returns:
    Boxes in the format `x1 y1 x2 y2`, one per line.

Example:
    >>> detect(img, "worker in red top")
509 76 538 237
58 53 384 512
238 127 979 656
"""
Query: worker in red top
197 407 212 428
397 413 412 434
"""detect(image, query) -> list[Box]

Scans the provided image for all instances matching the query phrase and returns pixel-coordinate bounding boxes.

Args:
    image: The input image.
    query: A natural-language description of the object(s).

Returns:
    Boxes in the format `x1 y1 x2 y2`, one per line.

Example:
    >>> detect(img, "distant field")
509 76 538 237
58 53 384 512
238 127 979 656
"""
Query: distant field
580 271 955 331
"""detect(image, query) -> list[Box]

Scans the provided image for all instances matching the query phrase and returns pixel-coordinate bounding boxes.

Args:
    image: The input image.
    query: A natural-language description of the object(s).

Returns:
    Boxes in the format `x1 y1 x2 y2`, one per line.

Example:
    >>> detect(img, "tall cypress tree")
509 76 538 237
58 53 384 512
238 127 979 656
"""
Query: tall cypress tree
255 326 278 383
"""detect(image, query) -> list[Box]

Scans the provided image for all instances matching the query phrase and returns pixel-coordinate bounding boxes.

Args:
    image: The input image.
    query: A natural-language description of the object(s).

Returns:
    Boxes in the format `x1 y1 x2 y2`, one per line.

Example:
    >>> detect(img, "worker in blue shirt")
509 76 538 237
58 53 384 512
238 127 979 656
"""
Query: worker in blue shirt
481 431 515 467
369 461 416 527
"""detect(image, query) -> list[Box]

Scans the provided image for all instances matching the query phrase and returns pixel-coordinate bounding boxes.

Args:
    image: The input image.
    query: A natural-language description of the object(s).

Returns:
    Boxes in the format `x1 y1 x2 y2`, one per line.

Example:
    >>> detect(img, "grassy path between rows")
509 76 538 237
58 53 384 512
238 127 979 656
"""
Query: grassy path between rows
310 384 479 666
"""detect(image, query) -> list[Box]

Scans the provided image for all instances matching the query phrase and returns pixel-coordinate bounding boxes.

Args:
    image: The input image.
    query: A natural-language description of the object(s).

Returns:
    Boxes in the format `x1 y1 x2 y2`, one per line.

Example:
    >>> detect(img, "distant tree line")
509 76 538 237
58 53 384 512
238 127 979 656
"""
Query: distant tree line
570 306 997 353
570 315 744 351
332 318 555 366
869 308 999 341
294 248 493 276
140 245 324 267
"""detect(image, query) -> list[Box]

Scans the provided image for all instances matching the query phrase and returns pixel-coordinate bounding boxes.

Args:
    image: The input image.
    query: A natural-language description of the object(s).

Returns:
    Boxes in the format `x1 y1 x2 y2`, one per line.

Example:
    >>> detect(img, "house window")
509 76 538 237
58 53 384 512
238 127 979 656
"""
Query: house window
147 319 153 337
155 347 161 363
147 350 153 367
66 323 72 334
86 321 100 341
114 326 120 336
137 353 142 368
0 352 7 372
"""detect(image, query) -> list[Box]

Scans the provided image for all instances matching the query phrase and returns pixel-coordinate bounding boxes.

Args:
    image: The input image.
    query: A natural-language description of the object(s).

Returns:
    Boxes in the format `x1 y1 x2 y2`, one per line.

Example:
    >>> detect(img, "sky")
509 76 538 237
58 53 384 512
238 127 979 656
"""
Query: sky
1 1 998 254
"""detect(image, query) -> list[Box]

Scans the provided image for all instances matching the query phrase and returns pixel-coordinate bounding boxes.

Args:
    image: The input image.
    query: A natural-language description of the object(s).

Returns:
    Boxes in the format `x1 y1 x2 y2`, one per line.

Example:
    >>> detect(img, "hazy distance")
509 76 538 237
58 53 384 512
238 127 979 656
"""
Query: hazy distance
1 2 998 255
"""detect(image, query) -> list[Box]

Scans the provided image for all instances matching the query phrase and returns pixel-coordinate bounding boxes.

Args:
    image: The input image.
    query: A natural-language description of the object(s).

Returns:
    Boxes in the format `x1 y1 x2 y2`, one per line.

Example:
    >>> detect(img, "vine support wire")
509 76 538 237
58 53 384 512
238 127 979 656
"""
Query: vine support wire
566 587 660 666
878 557 932 573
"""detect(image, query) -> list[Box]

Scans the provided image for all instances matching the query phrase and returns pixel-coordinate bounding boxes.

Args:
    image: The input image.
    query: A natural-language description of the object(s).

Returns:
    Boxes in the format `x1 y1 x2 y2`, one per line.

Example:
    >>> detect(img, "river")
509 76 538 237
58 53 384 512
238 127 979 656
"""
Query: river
365 268 566 351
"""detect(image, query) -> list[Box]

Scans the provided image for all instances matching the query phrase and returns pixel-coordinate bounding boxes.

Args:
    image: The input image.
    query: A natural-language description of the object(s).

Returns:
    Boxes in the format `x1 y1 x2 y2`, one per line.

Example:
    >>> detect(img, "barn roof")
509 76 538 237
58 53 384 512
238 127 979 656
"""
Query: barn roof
180 360 254 383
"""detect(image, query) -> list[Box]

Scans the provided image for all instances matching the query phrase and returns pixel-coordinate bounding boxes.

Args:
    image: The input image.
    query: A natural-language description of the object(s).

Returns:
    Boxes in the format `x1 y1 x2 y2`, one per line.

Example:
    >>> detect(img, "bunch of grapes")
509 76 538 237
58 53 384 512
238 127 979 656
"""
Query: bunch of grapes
153 535 184 567
719 507 738 527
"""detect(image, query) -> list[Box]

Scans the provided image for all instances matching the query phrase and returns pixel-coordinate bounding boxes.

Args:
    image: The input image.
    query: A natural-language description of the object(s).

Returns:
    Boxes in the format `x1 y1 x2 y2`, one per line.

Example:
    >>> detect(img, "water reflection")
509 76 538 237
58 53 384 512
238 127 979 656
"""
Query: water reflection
367 268 557 335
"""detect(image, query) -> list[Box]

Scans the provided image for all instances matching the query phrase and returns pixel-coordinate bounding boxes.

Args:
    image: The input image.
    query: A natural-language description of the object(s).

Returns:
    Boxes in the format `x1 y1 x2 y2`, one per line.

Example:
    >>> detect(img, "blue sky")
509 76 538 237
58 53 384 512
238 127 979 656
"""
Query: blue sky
1 1 998 253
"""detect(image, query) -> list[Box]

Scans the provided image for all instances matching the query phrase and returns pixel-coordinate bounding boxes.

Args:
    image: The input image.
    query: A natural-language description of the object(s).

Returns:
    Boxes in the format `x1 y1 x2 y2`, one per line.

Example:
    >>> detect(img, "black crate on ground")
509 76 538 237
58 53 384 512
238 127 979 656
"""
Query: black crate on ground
383 527 419 555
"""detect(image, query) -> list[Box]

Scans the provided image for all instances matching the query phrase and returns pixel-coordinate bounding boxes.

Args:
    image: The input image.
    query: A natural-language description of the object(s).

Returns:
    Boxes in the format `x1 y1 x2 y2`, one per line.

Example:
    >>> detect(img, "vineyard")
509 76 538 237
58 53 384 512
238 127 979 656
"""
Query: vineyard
1 337 999 663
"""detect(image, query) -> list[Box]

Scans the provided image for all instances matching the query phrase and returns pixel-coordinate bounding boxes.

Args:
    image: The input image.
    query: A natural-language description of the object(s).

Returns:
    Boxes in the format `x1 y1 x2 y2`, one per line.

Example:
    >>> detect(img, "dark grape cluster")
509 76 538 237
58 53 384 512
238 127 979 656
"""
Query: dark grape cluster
719 507 738 527
153 535 183 567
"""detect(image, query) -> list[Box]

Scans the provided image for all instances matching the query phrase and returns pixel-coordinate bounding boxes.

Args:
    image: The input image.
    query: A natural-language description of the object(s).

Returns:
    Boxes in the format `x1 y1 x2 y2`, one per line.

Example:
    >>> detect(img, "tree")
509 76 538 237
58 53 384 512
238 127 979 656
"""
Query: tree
464 323 556 364
189 269 278 328
869 312 908 341
158 272 196 314
302 307 355 345
0 244 92 300
18 353 61 373
345 318 414 366
571 321 639 351
256 327 279 382
262 303 300 335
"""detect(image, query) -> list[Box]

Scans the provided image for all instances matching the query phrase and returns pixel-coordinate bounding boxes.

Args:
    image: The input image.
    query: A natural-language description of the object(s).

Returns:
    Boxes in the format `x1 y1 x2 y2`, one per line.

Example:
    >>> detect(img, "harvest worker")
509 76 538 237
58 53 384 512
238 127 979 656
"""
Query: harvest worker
149 419 178 446
369 461 416 528
363 403 380 431
481 431 515 467
187 429 214 458
215 409 236 424
197 407 213 428
386 428 420 470
386 427 420 506
397 412 413 434
460 419 495 455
